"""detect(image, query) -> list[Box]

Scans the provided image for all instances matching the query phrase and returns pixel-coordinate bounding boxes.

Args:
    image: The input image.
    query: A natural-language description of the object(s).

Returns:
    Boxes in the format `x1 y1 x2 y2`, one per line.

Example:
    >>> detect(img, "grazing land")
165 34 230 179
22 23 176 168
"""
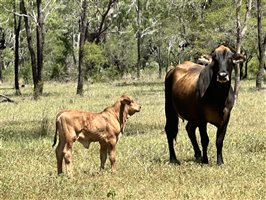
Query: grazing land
0 79 265 200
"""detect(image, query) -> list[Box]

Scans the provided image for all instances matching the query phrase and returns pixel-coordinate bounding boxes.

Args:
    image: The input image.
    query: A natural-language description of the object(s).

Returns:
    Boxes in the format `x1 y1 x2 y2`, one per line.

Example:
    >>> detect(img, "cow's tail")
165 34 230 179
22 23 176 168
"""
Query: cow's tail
164 68 179 141
52 120 59 147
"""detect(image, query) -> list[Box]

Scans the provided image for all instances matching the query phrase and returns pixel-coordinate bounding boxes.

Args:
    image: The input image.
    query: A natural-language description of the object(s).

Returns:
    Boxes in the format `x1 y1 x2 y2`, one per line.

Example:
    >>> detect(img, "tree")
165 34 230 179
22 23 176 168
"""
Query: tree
86 0 118 44
131 0 161 78
20 0 38 98
20 0 54 98
135 0 141 78
35 0 45 97
234 0 252 99
77 0 88 95
13 0 22 95
0 27 5 83
256 0 265 89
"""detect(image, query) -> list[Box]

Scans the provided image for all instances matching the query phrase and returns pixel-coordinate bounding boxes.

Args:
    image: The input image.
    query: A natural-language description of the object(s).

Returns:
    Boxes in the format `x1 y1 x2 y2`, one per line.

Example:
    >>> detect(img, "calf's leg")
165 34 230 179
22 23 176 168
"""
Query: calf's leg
108 139 117 172
55 140 65 175
63 142 74 177
99 142 107 170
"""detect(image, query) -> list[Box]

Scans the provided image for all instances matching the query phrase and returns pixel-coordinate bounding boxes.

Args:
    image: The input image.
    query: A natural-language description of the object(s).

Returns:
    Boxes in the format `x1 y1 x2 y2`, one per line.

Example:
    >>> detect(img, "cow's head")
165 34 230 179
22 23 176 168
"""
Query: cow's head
198 45 245 98
211 45 245 83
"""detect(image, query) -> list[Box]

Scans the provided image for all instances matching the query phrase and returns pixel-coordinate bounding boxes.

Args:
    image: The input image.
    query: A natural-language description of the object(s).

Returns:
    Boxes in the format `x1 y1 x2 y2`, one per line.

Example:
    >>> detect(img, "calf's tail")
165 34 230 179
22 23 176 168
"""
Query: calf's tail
52 120 59 147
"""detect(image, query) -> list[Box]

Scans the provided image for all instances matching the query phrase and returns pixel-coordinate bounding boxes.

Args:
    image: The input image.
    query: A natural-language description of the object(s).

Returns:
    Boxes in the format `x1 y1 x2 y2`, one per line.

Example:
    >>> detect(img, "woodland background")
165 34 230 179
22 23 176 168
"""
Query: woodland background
0 1 265 199
0 0 265 99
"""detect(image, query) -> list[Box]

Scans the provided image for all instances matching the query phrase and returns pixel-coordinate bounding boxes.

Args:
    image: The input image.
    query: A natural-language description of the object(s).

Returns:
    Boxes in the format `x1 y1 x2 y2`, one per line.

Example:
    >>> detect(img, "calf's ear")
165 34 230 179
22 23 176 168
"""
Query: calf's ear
120 95 132 105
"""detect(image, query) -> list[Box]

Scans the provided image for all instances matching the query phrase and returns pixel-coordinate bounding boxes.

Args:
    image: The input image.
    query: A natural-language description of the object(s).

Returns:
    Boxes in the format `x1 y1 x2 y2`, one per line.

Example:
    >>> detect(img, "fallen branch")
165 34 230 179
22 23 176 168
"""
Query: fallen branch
0 94 15 103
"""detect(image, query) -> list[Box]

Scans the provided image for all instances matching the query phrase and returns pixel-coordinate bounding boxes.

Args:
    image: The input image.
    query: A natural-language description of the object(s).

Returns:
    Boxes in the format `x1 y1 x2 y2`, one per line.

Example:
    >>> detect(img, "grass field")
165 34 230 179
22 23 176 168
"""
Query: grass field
0 78 265 200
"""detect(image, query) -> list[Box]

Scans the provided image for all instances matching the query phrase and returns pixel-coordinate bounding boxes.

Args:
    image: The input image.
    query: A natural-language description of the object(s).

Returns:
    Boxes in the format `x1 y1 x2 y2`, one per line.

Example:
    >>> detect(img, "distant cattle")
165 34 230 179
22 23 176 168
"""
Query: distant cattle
196 54 212 66
165 45 245 165
52 95 141 177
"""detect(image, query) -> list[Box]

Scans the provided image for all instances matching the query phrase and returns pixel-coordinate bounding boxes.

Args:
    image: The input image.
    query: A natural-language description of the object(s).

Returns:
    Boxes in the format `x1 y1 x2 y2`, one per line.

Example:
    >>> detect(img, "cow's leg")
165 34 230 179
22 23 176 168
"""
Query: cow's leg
199 123 209 164
165 115 180 164
164 72 180 164
55 139 65 175
216 123 228 165
63 142 74 177
186 122 201 161
108 139 117 173
99 142 107 170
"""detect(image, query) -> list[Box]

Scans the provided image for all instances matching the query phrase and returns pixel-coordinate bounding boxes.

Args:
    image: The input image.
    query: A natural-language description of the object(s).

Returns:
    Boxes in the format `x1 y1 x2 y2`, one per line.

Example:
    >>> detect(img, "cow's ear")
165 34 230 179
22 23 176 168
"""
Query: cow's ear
197 63 213 98
120 95 132 105
232 53 246 64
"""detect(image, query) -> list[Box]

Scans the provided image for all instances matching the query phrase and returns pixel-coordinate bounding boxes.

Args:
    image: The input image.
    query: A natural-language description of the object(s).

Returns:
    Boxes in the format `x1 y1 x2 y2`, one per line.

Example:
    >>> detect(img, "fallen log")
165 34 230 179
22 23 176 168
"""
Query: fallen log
0 94 15 103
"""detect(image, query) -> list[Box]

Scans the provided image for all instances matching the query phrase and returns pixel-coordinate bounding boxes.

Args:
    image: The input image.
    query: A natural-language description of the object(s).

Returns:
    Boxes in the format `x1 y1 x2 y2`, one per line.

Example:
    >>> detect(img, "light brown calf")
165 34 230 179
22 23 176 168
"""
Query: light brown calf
52 95 141 177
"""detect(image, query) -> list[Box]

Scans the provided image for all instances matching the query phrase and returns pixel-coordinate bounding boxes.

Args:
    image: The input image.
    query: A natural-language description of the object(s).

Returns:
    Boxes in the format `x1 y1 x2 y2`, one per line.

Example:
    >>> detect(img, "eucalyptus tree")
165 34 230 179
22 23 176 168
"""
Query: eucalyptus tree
76 0 118 95
13 0 22 95
0 27 5 83
0 0 23 93
102 1 138 77
20 0 57 99
234 0 252 99
77 0 88 96
86 0 118 44
256 0 266 89
0 1 10 83
128 0 163 77
45 0 80 81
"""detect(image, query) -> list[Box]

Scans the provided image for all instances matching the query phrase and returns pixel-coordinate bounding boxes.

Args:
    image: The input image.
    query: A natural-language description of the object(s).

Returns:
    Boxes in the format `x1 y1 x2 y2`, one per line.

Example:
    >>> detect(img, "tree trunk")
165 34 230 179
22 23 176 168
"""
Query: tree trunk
136 0 141 78
137 31 141 78
35 0 44 98
234 0 252 101
157 46 162 79
20 0 38 94
0 27 5 83
256 0 266 89
14 0 22 95
0 50 3 83
77 0 88 95
243 54 252 79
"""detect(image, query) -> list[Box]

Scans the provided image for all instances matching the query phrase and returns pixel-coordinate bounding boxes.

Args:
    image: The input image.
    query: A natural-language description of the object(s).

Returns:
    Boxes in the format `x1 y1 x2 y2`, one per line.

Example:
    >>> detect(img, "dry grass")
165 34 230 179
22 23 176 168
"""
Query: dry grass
0 79 265 200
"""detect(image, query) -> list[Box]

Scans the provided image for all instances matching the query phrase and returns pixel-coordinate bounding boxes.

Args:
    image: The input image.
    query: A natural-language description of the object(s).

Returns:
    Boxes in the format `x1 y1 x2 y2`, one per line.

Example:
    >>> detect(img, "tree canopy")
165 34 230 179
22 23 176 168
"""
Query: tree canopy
0 0 265 94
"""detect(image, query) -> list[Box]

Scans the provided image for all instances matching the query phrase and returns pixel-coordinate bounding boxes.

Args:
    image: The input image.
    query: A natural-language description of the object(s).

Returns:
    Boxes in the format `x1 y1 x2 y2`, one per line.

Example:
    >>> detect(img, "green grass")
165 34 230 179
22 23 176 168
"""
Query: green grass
0 79 265 200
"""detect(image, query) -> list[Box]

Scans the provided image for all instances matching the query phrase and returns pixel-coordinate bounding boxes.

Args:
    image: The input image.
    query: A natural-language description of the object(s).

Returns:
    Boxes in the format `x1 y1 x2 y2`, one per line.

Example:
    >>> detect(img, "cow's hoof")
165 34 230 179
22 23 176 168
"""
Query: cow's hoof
202 157 209 164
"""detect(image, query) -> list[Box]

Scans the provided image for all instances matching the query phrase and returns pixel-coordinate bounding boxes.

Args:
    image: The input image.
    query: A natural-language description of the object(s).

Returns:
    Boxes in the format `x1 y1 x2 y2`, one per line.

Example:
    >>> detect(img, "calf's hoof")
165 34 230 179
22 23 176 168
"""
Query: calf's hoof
170 158 181 165
217 160 224 166
217 156 224 165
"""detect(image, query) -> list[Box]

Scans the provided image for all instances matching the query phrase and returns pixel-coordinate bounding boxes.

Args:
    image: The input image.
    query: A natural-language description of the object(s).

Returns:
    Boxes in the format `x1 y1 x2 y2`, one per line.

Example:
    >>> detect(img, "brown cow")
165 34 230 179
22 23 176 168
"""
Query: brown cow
52 95 141 177
165 45 245 165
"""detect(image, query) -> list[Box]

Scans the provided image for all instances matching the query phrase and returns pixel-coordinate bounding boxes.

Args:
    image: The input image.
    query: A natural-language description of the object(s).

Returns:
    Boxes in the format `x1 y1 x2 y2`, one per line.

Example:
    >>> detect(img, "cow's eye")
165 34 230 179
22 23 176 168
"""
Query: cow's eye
211 51 217 59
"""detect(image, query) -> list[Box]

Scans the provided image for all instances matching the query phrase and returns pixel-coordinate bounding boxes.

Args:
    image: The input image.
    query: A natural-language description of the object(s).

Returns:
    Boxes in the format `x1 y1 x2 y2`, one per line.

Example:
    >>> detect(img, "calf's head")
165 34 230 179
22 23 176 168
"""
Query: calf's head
120 95 141 116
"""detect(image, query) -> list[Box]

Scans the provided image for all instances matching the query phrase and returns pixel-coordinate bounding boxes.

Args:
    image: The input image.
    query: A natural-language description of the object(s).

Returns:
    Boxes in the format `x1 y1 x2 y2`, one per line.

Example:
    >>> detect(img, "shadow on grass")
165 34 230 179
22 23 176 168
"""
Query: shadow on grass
0 88 73 99
0 120 164 141
0 120 52 141
115 81 163 87
247 86 266 92
124 122 164 136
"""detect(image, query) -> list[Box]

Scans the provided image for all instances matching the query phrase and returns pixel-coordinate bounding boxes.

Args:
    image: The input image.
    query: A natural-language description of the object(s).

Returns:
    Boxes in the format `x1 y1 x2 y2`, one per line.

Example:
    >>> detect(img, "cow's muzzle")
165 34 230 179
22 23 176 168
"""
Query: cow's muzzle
217 72 229 83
